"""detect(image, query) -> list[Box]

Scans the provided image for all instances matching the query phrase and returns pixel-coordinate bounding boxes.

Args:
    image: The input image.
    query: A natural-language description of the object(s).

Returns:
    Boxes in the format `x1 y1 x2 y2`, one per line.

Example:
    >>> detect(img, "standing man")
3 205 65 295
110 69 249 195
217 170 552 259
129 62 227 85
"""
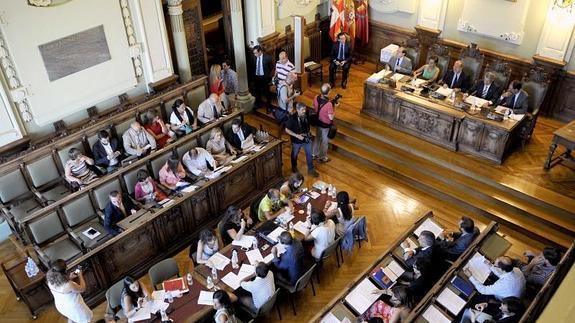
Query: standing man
274 50 295 84
329 32 352 89
313 84 336 163
285 103 319 177
387 47 412 75
221 60 239 108
440 60 469 91
251 45 273 111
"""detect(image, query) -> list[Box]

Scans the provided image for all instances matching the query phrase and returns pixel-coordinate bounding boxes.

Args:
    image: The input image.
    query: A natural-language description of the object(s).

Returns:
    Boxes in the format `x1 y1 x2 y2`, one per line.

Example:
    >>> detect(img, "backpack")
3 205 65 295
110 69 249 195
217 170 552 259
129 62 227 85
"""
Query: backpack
308 96 329 127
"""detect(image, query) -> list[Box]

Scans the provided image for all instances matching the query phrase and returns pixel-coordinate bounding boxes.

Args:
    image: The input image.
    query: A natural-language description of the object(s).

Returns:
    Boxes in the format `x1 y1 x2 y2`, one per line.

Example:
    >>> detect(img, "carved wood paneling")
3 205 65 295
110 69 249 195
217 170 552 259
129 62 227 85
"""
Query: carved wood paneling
458 119 483 150
156 207 186 248
217 163 257 210
260 147 281 184
182 0 208 75
552 71 575 122
189 189 211 226
396 102 456 149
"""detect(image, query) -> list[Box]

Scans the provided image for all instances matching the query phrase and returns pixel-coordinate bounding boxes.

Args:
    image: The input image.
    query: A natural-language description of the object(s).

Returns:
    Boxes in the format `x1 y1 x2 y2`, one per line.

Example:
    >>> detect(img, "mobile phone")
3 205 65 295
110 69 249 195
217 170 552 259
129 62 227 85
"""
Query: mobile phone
74 266 82 274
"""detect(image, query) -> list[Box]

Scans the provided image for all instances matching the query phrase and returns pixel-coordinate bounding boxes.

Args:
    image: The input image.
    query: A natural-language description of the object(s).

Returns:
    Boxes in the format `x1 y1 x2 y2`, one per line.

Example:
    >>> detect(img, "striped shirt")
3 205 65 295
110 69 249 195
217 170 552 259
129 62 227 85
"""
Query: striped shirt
275 60 295 81
220 69 239 94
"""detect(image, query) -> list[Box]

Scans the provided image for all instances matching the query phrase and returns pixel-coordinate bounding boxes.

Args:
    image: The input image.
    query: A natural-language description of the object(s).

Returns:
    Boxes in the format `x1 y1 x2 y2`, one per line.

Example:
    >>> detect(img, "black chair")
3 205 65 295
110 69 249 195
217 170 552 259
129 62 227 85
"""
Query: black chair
275 263 317 315
315 236 342 284
240 288 282 321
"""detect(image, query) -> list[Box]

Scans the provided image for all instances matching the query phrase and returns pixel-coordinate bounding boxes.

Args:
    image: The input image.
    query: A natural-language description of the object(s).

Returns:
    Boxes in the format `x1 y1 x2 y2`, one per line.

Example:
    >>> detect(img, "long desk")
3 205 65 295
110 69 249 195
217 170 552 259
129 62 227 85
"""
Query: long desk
362 79 525 164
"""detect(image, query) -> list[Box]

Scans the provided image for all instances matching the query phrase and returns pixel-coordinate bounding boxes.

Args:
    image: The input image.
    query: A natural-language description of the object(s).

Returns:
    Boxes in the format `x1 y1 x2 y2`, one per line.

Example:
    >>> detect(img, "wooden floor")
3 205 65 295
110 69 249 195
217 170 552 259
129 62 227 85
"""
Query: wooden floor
0 60 571 322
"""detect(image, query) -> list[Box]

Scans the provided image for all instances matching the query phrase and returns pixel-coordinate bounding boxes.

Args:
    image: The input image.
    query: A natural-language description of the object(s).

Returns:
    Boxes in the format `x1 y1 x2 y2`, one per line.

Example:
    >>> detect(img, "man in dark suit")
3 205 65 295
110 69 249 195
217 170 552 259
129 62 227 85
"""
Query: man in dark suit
103 190 137 236
437 216 479 261
467 72 500 104
92 130 123 173
225 118 256 151
440 60 469 91
403 230 435 268
271 231 305 286
329 32 352 89
251 45 273 111
497 80 529 114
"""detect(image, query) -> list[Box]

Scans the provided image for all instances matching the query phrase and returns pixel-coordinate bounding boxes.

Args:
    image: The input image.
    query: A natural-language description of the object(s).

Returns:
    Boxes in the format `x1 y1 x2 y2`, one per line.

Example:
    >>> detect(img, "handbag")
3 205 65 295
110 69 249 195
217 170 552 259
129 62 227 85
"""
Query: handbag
328 123 338 139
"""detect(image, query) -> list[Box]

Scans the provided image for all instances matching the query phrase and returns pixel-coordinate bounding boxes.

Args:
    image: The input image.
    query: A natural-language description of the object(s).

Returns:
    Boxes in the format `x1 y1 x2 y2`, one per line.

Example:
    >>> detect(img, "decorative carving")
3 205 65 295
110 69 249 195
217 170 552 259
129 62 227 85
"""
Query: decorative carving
28 0 73 7
524 67 550 83
119 0 143 77
458 20 477 33
488 60 511 76
0 32 33 122
87 106 98 119
53 120 68 137
404 38 420 49
460 43 482 59
428 44 449 57
182 5 207 75
118 93 129 104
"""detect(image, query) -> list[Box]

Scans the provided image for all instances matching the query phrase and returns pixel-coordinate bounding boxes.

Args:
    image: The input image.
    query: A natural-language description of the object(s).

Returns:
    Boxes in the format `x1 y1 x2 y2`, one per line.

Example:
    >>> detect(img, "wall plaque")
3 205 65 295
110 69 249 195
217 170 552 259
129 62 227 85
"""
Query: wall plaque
39 25 111 82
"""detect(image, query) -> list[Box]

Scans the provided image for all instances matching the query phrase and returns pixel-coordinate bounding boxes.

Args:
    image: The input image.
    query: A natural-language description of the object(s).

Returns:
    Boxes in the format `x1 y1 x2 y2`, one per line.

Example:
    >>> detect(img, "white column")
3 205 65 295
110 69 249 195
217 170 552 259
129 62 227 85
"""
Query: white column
536 2 575 62
417 0 449 31
230 0 254 111
129 0 175 86
167 0 192 82
243 0 276 45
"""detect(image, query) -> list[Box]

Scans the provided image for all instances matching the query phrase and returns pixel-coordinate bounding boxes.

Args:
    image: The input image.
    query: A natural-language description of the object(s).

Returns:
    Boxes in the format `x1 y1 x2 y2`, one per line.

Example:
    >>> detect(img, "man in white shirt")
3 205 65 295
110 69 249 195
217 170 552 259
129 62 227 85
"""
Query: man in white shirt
304 210 336 260
238 262 275 311
274 50 295 83
182 147 216 177
466 256 526 301
197 93 224 125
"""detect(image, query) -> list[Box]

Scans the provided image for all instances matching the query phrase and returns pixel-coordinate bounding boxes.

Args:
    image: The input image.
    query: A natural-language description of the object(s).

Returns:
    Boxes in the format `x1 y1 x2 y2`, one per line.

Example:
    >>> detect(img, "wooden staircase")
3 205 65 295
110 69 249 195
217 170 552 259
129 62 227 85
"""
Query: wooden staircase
251 109 575 248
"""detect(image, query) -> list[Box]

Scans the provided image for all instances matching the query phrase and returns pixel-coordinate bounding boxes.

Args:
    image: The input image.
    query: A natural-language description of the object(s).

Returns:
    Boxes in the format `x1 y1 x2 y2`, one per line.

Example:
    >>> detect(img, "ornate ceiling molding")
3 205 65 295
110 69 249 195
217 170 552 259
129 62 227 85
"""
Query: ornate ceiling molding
0 31 33 122
119 0 143 78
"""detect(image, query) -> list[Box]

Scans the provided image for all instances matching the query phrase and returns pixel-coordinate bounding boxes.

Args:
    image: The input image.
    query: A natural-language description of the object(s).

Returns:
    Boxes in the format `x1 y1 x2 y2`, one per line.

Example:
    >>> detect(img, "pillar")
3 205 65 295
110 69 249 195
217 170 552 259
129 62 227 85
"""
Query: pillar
167 0 192 82
230 0 254 111
243 0 276 46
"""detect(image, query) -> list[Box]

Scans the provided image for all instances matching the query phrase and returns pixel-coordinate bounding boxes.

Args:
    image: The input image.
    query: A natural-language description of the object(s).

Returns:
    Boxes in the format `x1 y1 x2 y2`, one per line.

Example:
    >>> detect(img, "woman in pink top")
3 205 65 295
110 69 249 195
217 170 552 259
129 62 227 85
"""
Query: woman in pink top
159 156 190 191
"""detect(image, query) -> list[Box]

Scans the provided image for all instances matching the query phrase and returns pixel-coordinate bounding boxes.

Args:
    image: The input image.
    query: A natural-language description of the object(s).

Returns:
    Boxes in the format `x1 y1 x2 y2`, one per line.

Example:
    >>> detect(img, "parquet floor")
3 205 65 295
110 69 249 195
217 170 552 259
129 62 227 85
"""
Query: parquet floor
0 61 567 322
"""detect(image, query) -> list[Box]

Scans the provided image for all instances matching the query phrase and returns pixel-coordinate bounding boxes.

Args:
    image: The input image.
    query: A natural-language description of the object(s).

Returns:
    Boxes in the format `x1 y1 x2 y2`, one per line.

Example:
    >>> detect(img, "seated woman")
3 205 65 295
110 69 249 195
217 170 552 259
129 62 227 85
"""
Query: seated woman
205 128 237 165
364 286 414 323
121 276 151 318
325 191 357 237
65 148 99 190
170 99 197 136
220 205 253 245
196 229 219 264
280 172 304 199
212 290 238 323
134 169 167 204
159 156 191 191
413 56 440 84
142 110 174 148
304 209 336 260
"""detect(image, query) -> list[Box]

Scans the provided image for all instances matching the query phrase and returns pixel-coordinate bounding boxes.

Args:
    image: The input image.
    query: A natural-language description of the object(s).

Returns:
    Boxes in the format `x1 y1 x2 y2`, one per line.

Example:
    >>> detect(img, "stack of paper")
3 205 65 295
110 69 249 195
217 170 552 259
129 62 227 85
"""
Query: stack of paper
510 114 525 121
198 291 214 305
495 106 510 114
181 185 198 193
344 278 380 314
238 264 255 280
231 235 257 249
465 95 489 107
207 252 231 270
437 288 466 315
422 304 451 323
246 249 264 265
293 221 310 235
309 191 321 199
380 44 399 63
267 227 286 243
412 78 427 87
391 73 405 82
304 61 317 68
382 260 405 282
464 252 492 283
221 272 243 290
276 210 295 224
414 218 444 238
128 308 151 322
231 155 249 164
435 87 454 97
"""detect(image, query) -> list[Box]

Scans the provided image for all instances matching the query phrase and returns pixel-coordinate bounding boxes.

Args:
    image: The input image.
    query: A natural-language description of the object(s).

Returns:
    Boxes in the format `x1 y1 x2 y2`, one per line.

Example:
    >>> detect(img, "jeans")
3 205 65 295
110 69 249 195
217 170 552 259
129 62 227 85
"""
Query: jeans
291 141 314 171
313 127 330 158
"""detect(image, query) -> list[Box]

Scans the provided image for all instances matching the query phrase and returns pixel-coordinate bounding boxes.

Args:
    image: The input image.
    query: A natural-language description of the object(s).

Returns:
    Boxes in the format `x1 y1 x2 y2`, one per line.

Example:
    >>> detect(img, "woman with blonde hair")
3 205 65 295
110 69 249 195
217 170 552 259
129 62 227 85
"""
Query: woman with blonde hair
209 64 230 109
205 127 237 165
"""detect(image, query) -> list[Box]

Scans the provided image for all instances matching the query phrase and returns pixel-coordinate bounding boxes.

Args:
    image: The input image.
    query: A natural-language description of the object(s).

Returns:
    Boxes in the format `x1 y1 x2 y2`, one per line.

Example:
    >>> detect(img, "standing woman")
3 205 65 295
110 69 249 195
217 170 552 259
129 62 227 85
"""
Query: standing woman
121 276 151 318
47 259 93 323
209 64 230 109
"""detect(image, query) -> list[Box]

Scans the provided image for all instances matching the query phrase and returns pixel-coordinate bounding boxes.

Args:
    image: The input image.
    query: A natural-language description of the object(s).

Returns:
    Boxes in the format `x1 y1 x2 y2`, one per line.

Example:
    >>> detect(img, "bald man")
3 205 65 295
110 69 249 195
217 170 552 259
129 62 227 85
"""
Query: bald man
274 50 295 83
122 121 157 157
440 60 469 91
465 256 526 301
197 93 224 125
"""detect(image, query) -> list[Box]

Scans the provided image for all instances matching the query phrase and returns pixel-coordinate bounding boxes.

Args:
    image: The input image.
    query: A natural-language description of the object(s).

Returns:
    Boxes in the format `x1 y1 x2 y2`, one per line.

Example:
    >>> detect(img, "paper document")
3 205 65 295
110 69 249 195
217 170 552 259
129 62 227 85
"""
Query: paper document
276 210 295 224
198 291 214 305
321 312 341 323
82 227 101 239
344 278 380 314
435 87 454 97
231 155 249 164
414 218 444 238
510 113 524 121
238 264 256 280
276 243 286 255
263 253 275 264
495 106 509 114
159 199 174 208
422 304 451 323
309 191 321 199
151 290 165 300
412 78 427 87
241 136 255 150
437 287 466 315
380 44 399 63
207 252 231 271
231 235 257 249
391 73 405 82
293 221 310 235
465 95 489 107
382 260 405 282
464 252 492 283
147 300 169 314
128 308 151 322
267 227 286 243
221 272 242 290
304 61 317 68
181 185 197 193
246 249 264 265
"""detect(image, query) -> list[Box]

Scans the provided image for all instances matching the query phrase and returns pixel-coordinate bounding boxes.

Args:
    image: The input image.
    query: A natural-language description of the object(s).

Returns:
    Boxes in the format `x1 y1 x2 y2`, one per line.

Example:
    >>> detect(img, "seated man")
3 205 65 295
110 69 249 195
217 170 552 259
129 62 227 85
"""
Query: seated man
518 246 561 289
440 60 469 91
467 72 500 105
257 188 287 222
466 256 526 301
271 231 305 286
225 118 256 151
497 80 529 114
104 191 137 236
237 262 275 312
182 147 217 178
329 32 352 89
401 230 436 280
436 216 479 261
197 93 224 125
92 130 123 173
386 47 412 74
460 296 524 323
122 122 157 158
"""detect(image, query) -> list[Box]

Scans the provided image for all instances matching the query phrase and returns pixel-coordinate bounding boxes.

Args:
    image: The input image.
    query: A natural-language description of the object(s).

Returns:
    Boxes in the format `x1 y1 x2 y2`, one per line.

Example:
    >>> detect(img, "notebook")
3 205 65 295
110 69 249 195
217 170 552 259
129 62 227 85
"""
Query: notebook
371 260 405 289
451 275 474 298
414 218 444 238
437 287 466 315
344 278 380 314
162 277 189 293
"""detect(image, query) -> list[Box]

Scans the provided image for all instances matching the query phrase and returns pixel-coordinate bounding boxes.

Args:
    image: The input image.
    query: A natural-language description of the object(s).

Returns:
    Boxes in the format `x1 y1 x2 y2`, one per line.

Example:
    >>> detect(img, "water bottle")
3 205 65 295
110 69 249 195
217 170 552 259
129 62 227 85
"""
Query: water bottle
289 221 294 233
307 202 312 215
167 290 174 303
186 273 193 288
231 250 239 269
211 266 218 284
503 108 510 121
252 238 258 250
160 309 169 322
206 275 214 289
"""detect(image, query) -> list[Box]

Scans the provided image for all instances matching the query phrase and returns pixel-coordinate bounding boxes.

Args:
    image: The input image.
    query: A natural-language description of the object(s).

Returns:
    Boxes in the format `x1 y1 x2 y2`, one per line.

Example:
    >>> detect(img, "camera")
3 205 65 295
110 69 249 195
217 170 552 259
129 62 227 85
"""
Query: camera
331 94 343 105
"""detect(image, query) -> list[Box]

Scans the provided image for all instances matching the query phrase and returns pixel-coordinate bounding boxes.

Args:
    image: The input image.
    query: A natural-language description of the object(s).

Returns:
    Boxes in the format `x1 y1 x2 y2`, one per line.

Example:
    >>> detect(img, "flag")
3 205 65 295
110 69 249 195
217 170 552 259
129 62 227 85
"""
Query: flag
329 0 345 41
344 0 356 48
355 0 369 46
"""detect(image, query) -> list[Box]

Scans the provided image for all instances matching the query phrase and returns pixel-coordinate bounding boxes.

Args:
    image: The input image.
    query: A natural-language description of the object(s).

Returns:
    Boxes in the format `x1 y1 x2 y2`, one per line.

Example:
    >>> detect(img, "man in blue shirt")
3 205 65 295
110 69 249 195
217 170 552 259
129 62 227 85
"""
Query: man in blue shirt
271 231 305 286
